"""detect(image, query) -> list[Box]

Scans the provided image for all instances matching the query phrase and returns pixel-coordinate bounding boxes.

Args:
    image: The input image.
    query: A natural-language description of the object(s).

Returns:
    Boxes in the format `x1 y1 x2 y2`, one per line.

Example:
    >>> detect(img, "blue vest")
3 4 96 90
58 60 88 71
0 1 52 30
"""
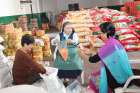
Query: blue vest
59 31 75 41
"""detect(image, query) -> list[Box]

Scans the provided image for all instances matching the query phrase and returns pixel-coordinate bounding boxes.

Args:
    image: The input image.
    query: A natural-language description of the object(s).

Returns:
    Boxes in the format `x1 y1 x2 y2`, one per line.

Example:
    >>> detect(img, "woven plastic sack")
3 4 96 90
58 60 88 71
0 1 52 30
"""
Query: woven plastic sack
0 62 13 88
39 67 66 93
0 85 47 93
66 80 81 93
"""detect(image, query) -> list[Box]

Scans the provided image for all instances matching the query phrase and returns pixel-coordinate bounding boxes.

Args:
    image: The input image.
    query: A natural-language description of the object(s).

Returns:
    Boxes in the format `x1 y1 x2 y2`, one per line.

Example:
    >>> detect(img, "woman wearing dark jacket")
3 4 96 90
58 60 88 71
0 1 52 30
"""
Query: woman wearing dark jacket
81 22 140 93
12 34 46 85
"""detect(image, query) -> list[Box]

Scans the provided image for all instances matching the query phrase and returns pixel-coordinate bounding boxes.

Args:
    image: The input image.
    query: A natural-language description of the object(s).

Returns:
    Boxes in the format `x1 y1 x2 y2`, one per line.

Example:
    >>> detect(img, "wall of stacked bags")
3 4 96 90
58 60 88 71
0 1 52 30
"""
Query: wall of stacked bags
120 1 140 17
0 24 23 56
56 7 140 51
0 12 49 28
0 23 52 61
0 0 132 29
0 0 50 29
32 33 52 62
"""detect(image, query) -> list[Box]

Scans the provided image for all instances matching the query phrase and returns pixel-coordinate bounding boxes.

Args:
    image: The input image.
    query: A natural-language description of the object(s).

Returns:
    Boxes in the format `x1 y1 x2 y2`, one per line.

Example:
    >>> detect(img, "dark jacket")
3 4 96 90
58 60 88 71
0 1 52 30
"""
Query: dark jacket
12 49 46 85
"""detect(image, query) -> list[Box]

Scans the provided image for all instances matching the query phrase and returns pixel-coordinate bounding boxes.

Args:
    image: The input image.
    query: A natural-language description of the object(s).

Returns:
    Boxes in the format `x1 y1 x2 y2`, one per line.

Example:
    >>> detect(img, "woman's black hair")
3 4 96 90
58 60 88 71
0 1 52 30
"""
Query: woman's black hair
61 21 75 33
99 22 118 39
59 22 75 40
21 34 35 47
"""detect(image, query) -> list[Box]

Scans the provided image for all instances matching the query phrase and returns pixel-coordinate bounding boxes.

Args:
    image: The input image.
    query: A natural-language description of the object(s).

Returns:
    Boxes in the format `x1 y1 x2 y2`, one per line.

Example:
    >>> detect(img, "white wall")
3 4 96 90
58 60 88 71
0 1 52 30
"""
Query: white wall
56 0 108 13
39 0 110 14
0 0 40 17
79 0 108 8
39 0 57 14
39 0 133 15
0 0 134 17
39 0 58 26
55 0 135 13
107 0 134 6
56 0 134 12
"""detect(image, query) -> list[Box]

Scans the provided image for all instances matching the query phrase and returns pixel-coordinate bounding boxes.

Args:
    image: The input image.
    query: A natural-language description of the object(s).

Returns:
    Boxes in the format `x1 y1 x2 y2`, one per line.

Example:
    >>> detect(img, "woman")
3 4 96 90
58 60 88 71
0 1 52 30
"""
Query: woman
82 22 140 93
51 22 84 85
12 34 46 85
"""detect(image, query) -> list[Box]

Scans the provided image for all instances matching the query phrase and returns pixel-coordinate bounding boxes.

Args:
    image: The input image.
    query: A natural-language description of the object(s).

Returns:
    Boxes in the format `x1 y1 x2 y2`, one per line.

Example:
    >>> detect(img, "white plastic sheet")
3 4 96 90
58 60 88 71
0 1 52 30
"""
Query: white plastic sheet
0 85 46 93
0 44 13 88
34 67 66 93
35 39 44 47
0 62 13 88
66 80 81 93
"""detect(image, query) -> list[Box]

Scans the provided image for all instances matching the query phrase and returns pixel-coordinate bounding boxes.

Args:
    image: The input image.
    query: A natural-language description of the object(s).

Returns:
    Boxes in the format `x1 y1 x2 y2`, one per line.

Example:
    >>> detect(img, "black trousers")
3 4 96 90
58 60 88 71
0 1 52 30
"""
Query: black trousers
89 54 140 92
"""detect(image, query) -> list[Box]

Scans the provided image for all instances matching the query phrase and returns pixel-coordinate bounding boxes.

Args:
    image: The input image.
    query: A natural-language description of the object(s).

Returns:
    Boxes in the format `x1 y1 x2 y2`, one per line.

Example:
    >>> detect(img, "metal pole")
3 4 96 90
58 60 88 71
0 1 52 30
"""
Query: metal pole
30 3 33 18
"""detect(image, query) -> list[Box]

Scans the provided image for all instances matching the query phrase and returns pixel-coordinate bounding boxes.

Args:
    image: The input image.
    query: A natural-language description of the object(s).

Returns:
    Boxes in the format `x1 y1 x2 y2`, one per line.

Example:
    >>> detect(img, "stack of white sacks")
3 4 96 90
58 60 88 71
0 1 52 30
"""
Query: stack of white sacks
0 36 13 88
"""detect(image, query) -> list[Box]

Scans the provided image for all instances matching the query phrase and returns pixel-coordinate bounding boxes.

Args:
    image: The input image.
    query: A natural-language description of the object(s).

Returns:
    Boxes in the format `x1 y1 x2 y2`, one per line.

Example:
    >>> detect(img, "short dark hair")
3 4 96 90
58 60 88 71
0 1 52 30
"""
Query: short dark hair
99 22 116 38
61 21 75 32
21 34 35 47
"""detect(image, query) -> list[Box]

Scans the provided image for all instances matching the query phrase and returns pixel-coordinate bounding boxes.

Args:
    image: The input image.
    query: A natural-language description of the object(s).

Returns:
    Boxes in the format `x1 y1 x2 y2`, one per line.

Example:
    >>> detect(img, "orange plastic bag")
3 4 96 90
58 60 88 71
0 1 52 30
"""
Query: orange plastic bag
59 48 68 62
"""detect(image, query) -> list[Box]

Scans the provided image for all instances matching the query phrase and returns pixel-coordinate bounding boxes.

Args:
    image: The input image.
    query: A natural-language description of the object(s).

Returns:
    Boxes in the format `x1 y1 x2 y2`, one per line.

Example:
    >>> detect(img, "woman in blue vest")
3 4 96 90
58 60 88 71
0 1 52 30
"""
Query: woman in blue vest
51 22 84 86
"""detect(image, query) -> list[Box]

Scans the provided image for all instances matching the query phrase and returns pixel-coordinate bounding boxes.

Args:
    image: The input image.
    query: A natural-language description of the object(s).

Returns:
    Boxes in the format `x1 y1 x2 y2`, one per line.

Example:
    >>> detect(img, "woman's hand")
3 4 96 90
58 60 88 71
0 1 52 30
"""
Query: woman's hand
87 36 96 47
66 39 73 45
80 48 92 56
52 39 59 45
79 44 91 55
79 48 91 62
